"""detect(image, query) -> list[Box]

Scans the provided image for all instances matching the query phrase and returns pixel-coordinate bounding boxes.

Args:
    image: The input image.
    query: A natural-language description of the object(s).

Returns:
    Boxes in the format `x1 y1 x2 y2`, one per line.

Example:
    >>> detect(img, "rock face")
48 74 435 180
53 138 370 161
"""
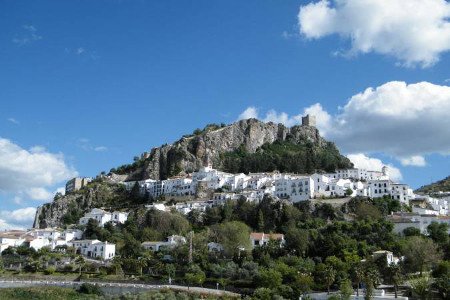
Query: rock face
126 118 327 181
33 182 123 229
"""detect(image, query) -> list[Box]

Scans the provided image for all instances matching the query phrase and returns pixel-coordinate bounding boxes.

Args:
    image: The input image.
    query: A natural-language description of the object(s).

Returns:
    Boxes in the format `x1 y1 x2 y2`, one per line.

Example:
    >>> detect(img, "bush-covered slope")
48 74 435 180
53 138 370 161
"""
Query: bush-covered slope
416 175 450 194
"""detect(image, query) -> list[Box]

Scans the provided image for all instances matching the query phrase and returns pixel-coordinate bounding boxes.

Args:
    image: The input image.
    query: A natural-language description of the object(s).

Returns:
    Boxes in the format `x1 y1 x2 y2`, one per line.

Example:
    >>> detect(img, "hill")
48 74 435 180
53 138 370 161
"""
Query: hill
112 118 352 180
415 175 450 194
33 118 352 228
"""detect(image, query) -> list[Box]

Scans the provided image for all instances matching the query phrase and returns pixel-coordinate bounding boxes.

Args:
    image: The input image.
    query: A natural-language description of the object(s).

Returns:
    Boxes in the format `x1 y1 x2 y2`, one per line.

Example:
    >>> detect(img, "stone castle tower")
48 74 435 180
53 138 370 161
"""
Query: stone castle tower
302 114 316 127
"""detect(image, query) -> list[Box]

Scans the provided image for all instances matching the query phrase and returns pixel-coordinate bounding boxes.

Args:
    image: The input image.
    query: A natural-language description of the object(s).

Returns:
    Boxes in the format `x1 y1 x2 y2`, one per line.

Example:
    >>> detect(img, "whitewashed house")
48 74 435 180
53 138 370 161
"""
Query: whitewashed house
275 176 314 202
79 208 128 227
0 230 26 253
372 250 400 265
250 232 285 249
388 212 450 235
27 228 61 241
71 239 116 260
142 235 186 252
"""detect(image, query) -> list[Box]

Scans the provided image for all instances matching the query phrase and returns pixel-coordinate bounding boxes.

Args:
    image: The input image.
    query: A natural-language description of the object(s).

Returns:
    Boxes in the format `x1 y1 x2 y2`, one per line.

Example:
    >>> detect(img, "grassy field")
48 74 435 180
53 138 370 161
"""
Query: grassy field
0 286 94 300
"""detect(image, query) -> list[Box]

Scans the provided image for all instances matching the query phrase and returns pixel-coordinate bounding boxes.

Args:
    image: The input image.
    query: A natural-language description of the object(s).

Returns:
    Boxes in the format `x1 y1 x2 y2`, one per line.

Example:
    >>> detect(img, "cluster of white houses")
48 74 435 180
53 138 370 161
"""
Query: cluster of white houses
388 212 450 235
0 227 117 261
123 164 426 208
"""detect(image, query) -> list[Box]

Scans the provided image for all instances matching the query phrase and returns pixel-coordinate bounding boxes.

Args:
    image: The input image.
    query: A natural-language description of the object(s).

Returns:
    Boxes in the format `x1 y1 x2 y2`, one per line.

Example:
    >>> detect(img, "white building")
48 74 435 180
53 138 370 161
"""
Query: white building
325 167 388 181
250 232 285 249
27 228 61 241
275 176 314 202
142 235 186 252
391 183 415 204
72 239 116 260
372 250 400 265
388 212 450 235
79 208 129 227
0 230 26 253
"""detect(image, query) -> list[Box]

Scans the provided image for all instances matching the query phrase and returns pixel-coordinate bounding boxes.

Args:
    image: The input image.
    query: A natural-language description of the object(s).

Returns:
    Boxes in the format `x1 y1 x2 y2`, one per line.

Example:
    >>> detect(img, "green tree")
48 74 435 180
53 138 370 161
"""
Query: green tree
387 264 403 298
403 227 421 237
120 232 144 258
210 221 251 257
323 265 337 294
285 227 309 257
345 188 353 196
403 236 442 275
136 257 150 276
258 268 283 290
427 222 449 245
74 255 85 276
339 279 353 300
409 276 431 300
184 265 206 288
363 267 380 300
295 274 314 296
433 276 449 300
83 218 104 240
111 256 123 276
257 210 265 231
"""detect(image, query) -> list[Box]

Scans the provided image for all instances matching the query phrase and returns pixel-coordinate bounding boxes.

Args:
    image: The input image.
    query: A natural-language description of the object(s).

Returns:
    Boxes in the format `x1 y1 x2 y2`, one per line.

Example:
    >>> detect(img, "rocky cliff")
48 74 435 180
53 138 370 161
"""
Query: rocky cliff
33 180 129 229
120 118 336 181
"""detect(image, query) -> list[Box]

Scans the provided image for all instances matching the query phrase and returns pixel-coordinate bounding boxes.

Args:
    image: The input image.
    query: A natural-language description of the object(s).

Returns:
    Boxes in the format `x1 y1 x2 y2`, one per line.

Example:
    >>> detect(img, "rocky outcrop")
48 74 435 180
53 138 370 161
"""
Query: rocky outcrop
126 119 328 180
33 181 125 229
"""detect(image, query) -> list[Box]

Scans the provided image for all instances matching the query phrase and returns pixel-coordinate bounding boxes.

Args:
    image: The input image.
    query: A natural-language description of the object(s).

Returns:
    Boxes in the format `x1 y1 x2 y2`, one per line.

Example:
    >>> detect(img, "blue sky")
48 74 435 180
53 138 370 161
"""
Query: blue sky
1 0 450 229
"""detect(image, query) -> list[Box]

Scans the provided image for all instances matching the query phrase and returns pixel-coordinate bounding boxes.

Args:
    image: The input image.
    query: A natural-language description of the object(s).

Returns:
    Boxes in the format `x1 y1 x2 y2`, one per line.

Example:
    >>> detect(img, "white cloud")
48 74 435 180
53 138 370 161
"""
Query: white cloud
26 187 53 201
236 81 450 169
0 138 77 201
77 138 107 152
400 156 427 167
65 47 99 60
330 81 450 161
238 107 259 120
263 110 301 127
298 0 450 67
12 25 42 46
94 146 108 152
76 47 85 55
7 118 19 125
347 153 402 181
0 207 36 230
238 106 305 127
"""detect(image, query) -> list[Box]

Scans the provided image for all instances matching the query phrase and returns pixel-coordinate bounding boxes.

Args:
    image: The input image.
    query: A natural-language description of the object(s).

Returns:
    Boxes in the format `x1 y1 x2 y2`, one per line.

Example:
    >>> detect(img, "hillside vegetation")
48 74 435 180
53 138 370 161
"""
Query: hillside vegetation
416 176 450 194
221 140 351 174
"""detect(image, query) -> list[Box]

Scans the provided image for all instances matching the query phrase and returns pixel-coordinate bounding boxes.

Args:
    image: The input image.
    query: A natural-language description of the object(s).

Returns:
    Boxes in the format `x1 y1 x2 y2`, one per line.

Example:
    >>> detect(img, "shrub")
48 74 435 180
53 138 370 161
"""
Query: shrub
44 266 56 275
77 283 104 296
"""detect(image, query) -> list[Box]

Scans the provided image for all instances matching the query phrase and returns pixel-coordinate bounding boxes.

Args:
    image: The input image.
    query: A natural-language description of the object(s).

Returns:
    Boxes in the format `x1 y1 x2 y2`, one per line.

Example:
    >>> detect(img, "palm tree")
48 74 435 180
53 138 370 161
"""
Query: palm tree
324 265 337 294
136 257 150 276
388 264 403 298
111 255 123 276
74 255 85 276
354 263 365 297
364 267 380 300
